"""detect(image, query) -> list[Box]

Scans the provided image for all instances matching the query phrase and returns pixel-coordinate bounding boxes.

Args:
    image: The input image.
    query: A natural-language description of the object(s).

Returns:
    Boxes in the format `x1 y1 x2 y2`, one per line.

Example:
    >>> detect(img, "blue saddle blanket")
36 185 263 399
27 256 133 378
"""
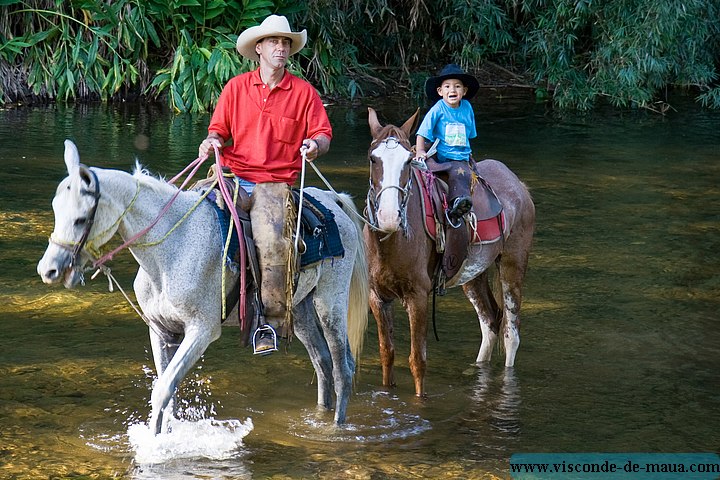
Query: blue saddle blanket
208 192 344 269
298 192 344 267
210 200 240 271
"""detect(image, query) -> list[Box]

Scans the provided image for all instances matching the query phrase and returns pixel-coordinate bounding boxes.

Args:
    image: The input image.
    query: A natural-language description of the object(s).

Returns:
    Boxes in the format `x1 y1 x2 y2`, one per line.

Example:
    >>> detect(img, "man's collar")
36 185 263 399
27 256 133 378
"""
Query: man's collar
251 68 291 90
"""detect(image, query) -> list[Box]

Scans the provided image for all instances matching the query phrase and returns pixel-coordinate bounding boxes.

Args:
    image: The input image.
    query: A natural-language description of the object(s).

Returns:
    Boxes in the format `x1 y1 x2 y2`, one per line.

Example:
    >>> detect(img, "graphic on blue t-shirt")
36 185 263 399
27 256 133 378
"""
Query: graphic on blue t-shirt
444 122 466 147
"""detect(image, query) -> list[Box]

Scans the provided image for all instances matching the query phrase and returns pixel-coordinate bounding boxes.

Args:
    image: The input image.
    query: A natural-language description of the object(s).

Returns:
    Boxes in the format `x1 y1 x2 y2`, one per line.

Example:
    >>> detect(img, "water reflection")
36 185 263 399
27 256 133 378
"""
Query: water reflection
472 366 521 437
448 365 523 461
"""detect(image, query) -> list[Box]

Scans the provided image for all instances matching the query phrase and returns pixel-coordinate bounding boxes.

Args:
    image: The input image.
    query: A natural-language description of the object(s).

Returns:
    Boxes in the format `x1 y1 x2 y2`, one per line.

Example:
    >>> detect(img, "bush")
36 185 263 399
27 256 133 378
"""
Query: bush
1 0 718 111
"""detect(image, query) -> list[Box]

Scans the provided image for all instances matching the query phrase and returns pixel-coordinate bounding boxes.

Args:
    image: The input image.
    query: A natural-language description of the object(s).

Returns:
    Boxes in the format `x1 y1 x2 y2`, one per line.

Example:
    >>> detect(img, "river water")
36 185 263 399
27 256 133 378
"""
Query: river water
0 92 719 479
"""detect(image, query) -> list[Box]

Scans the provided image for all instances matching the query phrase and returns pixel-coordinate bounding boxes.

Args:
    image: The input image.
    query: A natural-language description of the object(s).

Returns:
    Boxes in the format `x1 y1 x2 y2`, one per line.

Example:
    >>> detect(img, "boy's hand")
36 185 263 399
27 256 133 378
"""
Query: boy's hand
411 154 428 171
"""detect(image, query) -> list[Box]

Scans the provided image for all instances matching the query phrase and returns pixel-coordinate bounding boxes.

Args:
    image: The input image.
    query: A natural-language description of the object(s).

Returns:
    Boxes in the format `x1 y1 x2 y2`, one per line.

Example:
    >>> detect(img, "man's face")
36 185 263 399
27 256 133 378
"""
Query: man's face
256 36 292 69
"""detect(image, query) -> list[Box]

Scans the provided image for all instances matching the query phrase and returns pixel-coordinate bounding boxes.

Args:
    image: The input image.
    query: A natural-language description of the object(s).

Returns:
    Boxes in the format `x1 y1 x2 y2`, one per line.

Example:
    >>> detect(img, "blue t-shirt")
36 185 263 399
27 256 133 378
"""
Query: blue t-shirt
416 99 477 162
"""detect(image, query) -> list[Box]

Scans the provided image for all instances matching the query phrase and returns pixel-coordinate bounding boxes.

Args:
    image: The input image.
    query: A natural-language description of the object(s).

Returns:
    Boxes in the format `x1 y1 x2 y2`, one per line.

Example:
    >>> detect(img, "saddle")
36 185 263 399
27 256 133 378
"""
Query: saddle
415 163 505 245
415 160 505 283
289 189 345 267
193 169 345 348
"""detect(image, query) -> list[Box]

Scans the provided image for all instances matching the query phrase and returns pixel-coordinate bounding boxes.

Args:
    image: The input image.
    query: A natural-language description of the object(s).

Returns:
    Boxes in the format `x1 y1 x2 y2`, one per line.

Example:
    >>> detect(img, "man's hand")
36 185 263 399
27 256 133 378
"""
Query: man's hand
300 135 330 162
199 133 224 158
300 138 320 161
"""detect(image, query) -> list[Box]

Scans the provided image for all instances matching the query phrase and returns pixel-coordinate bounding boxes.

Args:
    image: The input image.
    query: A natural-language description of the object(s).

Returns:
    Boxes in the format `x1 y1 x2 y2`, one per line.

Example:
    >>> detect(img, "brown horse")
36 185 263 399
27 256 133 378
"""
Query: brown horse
363 108 535 397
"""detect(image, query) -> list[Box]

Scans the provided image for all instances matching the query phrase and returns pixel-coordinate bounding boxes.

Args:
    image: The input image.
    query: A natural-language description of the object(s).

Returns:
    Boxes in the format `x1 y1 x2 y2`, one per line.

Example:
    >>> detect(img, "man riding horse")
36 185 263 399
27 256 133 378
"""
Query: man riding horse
198 15 332 353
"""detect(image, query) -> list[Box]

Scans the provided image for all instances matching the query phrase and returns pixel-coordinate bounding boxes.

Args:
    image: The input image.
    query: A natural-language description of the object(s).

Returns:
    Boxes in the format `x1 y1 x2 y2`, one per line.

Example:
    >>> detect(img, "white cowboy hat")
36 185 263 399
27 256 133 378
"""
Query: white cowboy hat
236 15 307 60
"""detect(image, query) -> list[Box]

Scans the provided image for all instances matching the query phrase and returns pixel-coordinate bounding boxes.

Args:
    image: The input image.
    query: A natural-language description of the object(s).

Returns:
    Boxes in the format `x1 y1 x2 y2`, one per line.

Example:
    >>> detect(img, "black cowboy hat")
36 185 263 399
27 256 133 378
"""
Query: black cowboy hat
424 64 480 103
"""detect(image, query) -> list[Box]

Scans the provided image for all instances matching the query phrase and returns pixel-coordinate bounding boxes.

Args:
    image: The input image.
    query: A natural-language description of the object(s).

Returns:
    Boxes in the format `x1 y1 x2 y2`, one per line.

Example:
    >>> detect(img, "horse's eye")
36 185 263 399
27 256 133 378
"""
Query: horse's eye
74 217 87 227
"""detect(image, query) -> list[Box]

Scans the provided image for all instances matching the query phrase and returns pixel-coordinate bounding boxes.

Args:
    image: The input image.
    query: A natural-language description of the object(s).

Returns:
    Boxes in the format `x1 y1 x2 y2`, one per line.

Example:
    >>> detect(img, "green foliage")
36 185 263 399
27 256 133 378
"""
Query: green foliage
1 0 718 111
141 0 276 112
517 0 720 110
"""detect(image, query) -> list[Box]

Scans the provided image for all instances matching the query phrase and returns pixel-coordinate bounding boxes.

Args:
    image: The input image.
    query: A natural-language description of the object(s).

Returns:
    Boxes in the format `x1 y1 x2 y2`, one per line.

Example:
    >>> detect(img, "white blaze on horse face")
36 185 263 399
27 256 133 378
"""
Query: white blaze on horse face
372 142 410 232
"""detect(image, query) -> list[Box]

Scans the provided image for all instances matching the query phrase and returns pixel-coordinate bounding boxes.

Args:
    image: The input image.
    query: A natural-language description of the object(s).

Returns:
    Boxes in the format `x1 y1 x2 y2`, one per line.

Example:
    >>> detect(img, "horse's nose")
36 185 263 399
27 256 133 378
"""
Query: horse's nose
38 264 59 284
376 208 401 232
37 256 61 284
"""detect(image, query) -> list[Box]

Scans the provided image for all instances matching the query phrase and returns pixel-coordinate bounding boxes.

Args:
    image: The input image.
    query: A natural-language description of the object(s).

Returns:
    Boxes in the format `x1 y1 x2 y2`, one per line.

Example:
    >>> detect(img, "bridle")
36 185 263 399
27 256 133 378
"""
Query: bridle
49 168 102 275
365 135 414 237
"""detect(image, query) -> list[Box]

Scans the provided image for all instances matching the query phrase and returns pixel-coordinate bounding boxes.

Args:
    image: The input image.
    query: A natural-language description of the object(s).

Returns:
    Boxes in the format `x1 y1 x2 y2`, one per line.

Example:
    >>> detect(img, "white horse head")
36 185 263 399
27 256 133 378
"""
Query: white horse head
366 108 419 233
37 140 120 288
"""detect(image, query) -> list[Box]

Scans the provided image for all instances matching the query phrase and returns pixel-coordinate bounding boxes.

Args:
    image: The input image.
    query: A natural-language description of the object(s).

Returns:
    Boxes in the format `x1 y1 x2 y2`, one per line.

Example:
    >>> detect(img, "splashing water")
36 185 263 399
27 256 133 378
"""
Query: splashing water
125 363 254 464
128 416 253 464
288 390 432 443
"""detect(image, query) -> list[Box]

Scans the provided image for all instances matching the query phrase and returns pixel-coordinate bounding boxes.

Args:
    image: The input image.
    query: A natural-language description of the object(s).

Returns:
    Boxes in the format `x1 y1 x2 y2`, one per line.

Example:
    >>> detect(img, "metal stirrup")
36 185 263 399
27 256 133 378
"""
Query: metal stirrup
252 324 278 355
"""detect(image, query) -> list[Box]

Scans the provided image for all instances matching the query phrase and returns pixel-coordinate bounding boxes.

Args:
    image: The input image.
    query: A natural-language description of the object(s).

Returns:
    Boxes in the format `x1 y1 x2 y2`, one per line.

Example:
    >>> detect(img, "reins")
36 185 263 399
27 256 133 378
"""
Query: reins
294 148 308 252
91 154 210 269
306 160 377 231
211 145 248 323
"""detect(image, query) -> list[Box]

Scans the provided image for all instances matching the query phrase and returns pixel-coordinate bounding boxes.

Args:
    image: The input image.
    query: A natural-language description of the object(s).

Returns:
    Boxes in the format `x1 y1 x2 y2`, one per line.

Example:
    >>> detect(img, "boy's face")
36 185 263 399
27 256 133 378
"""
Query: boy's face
437 78 468 107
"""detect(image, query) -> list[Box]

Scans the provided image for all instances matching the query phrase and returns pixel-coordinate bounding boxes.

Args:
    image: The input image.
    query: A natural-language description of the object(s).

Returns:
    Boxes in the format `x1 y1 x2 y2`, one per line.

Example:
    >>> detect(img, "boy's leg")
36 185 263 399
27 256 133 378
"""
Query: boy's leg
446 161 473 226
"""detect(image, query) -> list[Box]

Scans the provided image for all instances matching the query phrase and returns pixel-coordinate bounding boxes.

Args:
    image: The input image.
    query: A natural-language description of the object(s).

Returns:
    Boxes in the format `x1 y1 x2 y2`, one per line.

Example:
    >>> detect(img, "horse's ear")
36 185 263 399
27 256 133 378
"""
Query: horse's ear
64 140 93 188
400 108 420 138
368 107 383 138
64 140 80 177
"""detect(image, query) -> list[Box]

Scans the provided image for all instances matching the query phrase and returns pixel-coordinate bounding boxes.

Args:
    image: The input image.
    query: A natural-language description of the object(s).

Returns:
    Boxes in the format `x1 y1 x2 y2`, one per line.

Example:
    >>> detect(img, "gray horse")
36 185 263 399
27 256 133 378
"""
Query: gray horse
37 140 369 434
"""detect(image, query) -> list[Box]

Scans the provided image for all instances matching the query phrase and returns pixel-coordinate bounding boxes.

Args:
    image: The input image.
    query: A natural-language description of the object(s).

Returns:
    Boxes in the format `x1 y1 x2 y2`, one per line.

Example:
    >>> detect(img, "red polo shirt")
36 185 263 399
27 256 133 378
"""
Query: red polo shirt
208 68 333 184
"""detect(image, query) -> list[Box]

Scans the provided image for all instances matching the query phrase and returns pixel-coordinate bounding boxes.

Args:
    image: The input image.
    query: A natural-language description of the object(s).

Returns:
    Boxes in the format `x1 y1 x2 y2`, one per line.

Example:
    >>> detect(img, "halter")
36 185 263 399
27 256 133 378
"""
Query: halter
365 136 414 236
48 168 102 276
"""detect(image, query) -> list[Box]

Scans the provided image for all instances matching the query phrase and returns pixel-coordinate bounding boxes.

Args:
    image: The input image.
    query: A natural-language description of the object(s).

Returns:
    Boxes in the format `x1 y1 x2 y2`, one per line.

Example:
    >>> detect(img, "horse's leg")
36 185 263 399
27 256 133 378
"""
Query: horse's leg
369 289 396 388
293 297 334 412
406 292 429 397
311 295 355 424
148 326 181 430
148 323 219 435
497 240 531 367
462 272 501 364
149 326 181 378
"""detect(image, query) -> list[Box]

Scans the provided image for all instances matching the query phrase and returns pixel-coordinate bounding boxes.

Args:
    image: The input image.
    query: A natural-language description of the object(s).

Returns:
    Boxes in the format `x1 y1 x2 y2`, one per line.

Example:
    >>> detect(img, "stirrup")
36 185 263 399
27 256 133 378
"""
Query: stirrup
252 324 278 355
445 210 463 229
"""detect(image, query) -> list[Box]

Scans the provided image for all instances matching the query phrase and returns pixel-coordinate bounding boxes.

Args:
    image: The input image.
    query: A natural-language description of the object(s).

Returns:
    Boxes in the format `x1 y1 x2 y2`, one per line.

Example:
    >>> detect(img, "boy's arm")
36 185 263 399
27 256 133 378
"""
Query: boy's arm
415 135 427 158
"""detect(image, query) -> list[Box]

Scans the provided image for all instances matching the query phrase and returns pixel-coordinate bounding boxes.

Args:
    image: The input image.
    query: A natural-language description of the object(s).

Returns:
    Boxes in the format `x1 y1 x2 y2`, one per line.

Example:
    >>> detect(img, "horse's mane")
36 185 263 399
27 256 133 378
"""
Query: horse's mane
131 161 180 194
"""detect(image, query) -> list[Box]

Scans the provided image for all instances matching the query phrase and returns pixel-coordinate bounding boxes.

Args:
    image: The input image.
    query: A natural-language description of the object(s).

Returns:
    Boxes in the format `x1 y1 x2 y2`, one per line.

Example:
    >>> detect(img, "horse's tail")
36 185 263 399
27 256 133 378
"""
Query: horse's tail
337 193 370 364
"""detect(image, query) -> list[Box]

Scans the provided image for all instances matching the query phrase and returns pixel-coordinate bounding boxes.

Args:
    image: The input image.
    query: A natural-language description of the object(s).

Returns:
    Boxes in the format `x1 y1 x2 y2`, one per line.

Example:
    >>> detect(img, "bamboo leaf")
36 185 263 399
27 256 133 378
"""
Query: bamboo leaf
144 18 161 47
